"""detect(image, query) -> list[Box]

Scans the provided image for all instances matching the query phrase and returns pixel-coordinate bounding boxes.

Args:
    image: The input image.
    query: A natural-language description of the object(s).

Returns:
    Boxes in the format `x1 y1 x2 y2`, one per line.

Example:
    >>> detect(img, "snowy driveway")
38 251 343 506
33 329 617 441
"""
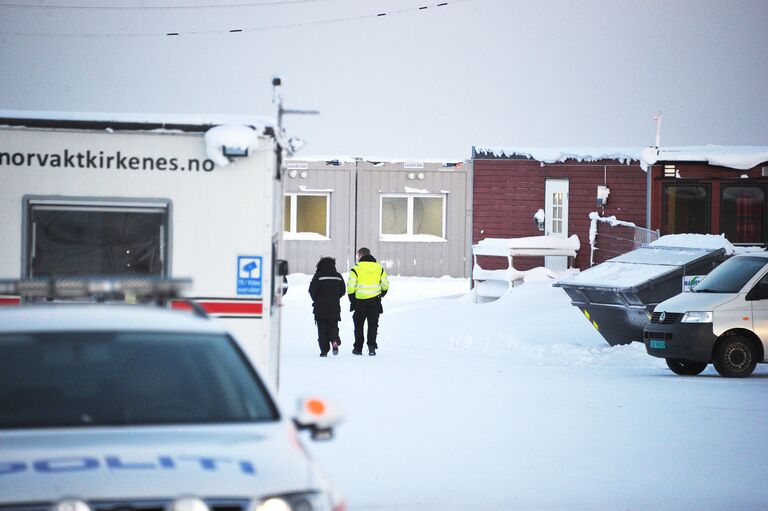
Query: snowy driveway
279 274 768 510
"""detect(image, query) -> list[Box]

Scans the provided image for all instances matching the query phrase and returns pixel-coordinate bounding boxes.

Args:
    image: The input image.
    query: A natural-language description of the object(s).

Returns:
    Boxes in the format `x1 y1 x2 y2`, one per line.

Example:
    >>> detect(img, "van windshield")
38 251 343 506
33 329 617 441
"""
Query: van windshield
0 332 279 428
693 257 768 294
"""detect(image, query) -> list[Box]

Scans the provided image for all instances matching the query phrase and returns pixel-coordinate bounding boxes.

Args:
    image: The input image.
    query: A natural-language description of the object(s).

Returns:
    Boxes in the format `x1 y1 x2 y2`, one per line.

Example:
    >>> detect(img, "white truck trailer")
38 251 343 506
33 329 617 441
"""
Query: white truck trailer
0 111 289 387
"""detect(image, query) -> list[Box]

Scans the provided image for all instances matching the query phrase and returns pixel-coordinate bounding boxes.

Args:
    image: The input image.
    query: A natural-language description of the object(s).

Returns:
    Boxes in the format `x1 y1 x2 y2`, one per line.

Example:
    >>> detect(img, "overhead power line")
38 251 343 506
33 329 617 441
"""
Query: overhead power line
0 0 332 10
0 0 470 38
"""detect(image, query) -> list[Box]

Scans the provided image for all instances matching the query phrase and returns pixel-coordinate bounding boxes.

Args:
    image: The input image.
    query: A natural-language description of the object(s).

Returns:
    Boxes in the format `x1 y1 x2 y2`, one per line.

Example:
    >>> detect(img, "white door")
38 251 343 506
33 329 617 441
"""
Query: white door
545 179 569 271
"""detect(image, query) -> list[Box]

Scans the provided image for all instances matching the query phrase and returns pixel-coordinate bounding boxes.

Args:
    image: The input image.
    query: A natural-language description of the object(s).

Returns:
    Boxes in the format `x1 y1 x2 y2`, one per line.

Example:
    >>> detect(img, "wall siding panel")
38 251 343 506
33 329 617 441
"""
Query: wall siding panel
472 158 648 270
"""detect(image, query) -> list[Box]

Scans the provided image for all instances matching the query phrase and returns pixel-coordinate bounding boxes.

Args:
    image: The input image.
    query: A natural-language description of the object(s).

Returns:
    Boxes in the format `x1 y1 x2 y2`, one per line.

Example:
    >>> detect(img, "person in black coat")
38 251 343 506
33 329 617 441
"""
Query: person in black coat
308 257 346 357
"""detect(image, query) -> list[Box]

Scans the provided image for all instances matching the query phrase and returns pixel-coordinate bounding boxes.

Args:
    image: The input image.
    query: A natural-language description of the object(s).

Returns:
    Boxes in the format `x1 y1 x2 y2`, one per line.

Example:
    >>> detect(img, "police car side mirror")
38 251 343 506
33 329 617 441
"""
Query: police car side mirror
293 396 344 442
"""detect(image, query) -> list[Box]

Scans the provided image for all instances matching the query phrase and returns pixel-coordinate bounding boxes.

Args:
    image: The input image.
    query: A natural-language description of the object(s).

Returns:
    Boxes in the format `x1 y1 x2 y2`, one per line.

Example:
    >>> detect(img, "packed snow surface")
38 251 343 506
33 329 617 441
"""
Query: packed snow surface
279 272 768 510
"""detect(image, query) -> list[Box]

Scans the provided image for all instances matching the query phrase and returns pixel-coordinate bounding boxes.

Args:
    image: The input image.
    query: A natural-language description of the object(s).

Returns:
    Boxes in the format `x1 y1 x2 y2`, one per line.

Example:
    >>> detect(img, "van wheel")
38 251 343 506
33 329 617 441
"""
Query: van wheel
665 358 707 376
714 336 757 378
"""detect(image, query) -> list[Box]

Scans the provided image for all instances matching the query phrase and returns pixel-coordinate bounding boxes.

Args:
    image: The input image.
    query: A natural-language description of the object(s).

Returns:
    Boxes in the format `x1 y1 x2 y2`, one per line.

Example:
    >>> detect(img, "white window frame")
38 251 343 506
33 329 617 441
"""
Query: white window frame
283 192 331 240
379 193 447 241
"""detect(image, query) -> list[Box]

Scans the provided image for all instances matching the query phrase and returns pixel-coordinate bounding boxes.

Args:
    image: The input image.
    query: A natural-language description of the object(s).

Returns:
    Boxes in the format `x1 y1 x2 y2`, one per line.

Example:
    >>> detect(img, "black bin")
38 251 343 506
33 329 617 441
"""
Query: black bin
553 245 728 346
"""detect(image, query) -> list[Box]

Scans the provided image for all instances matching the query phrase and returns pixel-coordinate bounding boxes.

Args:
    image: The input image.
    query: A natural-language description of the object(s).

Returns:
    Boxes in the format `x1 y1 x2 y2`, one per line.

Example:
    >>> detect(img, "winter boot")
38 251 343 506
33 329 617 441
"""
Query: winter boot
332 340 339 356
368 348 376 356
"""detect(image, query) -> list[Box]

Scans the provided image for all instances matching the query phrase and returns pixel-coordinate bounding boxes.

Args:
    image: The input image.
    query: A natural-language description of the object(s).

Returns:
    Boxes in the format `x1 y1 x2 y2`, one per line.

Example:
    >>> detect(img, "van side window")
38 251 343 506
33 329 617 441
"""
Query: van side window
748 272 768 301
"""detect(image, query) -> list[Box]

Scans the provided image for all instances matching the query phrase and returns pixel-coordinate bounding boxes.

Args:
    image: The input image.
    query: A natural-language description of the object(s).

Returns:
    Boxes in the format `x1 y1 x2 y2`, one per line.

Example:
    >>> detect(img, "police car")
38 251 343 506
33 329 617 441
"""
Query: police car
0 278 344 511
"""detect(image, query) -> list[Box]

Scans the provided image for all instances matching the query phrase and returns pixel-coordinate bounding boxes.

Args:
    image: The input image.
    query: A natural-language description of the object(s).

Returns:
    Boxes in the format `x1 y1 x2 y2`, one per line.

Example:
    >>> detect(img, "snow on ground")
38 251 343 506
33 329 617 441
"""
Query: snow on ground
278 272 768 511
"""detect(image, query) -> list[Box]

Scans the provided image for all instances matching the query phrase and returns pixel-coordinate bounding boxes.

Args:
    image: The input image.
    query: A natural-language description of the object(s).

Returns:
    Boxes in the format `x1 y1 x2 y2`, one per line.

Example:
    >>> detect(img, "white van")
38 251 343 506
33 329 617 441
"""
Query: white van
643 252 768 377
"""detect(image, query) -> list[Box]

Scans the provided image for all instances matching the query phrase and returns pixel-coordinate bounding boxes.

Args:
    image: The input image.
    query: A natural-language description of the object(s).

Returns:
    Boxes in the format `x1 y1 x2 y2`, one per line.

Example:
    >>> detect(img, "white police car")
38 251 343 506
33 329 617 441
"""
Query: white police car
0 279 344 511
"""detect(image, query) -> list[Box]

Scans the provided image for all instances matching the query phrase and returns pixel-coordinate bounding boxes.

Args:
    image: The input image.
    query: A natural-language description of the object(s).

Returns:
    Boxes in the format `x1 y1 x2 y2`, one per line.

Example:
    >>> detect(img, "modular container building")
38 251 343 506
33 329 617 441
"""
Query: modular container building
283 158 472 278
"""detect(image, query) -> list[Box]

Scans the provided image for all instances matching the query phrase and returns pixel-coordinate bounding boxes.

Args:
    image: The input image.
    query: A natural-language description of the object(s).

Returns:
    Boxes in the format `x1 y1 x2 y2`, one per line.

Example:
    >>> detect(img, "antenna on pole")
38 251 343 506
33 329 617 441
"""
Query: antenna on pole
271 76 320 131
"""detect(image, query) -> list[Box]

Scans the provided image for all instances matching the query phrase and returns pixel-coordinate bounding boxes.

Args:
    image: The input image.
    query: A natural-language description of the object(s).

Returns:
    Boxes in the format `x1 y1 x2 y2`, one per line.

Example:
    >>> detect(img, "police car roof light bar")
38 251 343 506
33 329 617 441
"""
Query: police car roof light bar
0 277 192 300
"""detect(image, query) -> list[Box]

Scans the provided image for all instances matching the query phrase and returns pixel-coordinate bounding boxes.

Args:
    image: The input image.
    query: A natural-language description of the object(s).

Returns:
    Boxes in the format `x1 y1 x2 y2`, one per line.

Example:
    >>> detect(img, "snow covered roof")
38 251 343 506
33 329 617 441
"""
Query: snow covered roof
474 235 580 257
0 109 276 133
639 145 768 171
472 146 644 165
556 245 721 290
472 144 768 172
289 155 468 165
648 233 736 256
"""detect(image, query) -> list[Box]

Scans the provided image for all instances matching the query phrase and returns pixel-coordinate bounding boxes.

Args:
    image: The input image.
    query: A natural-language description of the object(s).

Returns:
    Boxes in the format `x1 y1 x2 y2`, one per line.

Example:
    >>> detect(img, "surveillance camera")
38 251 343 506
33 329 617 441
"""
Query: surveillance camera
272 77 282 86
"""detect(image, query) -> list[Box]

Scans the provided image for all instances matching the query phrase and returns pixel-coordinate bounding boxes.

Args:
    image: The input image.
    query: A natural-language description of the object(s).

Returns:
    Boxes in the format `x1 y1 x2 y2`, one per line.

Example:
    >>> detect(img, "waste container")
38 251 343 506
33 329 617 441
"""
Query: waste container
553 245 728 346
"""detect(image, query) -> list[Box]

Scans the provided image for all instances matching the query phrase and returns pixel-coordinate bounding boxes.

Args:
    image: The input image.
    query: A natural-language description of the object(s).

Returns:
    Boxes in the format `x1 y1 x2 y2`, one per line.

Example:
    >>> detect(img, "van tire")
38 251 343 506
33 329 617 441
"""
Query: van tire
713 336 757 378
665 358 707 376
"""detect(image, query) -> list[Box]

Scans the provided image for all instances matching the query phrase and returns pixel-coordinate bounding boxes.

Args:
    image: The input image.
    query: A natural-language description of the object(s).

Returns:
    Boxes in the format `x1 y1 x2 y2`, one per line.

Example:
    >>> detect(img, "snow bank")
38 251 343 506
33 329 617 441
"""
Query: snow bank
283 272 645 367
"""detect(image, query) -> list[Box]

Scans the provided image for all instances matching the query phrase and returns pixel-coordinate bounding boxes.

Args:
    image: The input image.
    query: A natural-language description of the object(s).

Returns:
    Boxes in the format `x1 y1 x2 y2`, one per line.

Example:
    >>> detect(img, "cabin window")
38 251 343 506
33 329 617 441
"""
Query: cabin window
380 194 446 241
283 193 330 240
662 184 710 235
721 185 766 245
25 199 169 278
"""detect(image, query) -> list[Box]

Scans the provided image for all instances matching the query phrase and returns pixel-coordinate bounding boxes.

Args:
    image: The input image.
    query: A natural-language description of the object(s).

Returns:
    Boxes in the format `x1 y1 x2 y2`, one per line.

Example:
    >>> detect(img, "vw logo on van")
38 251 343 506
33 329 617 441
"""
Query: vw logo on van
659 312 666 323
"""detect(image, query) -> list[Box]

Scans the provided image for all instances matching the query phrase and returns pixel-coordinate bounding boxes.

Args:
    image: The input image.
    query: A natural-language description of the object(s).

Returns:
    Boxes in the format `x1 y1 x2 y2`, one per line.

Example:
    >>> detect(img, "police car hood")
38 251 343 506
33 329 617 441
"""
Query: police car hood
0 424 327 502
655 291 740 313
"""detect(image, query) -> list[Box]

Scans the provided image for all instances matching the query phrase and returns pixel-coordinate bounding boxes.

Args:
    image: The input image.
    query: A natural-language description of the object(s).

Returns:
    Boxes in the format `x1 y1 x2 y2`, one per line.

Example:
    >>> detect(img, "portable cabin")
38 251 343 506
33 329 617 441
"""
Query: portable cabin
283 157 472 278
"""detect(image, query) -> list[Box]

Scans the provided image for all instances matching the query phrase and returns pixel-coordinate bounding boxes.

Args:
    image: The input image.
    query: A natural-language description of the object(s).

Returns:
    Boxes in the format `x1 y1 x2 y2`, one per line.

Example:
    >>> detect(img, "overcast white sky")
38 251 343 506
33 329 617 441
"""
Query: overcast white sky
1 0 766 159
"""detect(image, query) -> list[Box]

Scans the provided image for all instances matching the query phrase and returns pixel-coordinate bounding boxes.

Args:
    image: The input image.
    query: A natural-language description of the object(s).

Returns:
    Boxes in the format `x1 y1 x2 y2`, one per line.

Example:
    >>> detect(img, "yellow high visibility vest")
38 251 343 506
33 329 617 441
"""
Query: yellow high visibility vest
347 261 389 299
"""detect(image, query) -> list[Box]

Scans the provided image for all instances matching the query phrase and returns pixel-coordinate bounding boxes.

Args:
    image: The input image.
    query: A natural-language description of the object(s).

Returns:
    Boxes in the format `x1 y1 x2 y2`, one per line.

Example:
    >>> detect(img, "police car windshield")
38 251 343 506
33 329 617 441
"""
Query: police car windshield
0 332 279 428
693 256 767 294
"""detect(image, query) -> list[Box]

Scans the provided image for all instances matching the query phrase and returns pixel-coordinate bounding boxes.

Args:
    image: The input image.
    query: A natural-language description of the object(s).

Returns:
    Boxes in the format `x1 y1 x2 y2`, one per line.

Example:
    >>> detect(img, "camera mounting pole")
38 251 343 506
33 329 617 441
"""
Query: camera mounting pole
271 76 320 130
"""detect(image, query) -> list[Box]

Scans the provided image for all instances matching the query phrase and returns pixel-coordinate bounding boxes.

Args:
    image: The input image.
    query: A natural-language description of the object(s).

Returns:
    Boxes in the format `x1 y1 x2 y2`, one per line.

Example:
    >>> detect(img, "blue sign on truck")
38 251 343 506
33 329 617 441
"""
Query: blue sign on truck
237 256 262 296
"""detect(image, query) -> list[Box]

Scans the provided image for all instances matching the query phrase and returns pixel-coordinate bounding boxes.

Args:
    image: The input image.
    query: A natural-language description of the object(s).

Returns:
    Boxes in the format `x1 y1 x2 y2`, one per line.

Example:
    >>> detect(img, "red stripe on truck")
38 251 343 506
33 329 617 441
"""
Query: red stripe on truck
0 296 21 306
170 299 263 317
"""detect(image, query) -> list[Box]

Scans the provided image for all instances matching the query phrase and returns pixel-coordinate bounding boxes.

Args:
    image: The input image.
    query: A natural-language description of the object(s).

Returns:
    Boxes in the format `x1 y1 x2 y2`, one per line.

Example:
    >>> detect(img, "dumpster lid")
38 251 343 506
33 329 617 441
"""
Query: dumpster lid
554 245 725 291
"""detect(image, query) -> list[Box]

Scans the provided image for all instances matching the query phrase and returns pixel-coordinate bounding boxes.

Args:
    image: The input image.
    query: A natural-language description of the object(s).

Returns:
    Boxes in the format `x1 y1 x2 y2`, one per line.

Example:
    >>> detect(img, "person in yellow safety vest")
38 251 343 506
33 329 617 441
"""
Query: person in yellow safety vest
347 247 389 356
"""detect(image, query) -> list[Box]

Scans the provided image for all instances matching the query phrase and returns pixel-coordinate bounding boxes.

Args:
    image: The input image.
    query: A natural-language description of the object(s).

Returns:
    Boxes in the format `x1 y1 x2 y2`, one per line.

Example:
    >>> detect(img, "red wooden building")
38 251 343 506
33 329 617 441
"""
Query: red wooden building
472 146 768 271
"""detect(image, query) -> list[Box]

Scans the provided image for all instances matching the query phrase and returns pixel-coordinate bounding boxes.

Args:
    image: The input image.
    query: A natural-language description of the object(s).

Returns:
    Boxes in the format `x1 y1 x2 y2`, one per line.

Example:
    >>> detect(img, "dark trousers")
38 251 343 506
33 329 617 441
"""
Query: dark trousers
316 319 340 355
353 298 381 351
